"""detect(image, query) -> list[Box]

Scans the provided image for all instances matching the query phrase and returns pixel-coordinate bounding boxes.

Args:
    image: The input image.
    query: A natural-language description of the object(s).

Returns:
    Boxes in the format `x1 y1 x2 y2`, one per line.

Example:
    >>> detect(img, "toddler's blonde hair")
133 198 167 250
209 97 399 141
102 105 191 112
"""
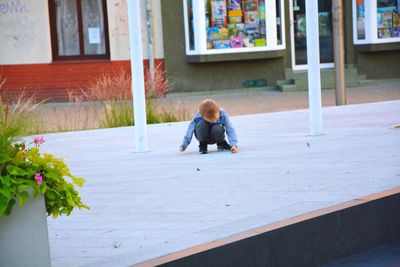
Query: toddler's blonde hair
199 98 220 121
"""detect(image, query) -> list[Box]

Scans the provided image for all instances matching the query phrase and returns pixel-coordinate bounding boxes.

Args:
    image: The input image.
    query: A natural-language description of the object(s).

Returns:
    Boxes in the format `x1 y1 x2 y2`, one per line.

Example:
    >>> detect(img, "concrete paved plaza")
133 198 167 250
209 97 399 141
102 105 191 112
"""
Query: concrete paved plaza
42 100 400 266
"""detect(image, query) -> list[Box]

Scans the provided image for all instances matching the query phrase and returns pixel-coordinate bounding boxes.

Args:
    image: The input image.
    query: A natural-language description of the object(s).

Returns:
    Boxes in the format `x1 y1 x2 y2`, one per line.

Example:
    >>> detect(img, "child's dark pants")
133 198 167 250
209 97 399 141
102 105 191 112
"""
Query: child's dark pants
195 120 226 144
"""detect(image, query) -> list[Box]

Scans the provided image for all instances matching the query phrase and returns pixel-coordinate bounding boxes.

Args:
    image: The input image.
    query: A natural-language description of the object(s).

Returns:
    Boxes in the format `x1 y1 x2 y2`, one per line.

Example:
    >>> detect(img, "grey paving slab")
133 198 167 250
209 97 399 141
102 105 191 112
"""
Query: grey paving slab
40 100 400 267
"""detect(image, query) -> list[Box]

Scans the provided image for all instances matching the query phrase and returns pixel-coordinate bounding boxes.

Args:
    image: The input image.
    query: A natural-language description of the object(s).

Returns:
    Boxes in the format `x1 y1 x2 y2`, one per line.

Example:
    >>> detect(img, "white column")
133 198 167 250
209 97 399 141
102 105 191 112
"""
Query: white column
127 0 149 152
193 0 207 53
266 0 277 48
306 0 323 136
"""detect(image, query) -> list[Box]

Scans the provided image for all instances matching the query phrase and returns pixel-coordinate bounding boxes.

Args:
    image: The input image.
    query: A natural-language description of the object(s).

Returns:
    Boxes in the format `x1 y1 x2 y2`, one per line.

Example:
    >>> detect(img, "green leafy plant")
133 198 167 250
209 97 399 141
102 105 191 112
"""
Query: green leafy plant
0 137 89 218
0 84 88 218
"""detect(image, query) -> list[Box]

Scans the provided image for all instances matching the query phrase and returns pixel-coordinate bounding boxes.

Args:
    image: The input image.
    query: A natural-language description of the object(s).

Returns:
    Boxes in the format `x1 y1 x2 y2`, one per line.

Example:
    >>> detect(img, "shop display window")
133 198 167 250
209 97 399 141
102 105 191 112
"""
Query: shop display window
184 0 285 55
353 0 400 44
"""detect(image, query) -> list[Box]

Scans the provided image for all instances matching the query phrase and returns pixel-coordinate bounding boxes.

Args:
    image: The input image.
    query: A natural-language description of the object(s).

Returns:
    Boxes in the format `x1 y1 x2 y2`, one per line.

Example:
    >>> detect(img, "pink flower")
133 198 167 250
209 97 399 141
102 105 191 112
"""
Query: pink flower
34 136 46 147
35 173 43 185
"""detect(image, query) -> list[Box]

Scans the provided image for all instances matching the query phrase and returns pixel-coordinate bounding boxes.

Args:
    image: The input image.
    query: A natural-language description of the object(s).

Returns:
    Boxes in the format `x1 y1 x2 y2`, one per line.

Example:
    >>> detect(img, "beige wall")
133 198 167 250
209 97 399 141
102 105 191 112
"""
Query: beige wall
152 0 164 59
108 0 164 60
0 0 52 65
0 0 164 65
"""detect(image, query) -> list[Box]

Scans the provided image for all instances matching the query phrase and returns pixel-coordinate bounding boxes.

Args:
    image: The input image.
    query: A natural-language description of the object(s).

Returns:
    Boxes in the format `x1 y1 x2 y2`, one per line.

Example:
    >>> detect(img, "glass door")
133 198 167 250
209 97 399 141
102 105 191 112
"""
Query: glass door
290 0 334 70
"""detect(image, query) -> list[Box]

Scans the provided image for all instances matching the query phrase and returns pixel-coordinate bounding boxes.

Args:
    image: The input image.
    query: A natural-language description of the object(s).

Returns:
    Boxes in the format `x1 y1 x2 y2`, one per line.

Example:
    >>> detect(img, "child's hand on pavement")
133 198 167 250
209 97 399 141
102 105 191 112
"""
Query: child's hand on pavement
231 146 238 153
180 146 185 152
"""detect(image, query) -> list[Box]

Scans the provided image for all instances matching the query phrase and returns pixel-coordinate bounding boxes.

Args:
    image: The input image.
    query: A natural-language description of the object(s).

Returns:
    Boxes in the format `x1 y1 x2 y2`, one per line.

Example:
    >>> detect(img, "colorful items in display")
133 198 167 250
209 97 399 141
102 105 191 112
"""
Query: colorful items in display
392 27 400 37
255 38 266 47
244 11 259 24
218 28 229 39
356 1 366 39
235 23 245 37
377 13 383 28
211 0 227 27
214 40 231 48
357 2 365 17
230 37 243 47
245 23 260 41
243 0 258 12
259 21 266 36
228 0 241 10
393 13 400 27
243 37 254 47
259 3 266 20
228 10 243 23
378 28 392 38
382 13 393 27
206 0 267 49
377 0 400 39
208 27 220 40
228 24 238 37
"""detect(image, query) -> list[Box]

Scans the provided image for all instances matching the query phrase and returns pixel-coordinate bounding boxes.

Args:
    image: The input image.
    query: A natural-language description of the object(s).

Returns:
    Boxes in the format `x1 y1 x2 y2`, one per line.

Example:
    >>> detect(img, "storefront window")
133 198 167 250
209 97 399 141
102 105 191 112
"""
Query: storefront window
184 0 285 55
377 0 400 38
353 0 400 44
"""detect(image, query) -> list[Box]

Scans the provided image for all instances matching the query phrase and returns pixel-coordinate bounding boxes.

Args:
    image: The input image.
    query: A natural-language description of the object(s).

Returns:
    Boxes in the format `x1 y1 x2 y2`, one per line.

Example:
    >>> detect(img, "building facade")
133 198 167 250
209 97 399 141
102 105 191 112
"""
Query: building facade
0 0 399 101
0 0 164 100
161 0 400 92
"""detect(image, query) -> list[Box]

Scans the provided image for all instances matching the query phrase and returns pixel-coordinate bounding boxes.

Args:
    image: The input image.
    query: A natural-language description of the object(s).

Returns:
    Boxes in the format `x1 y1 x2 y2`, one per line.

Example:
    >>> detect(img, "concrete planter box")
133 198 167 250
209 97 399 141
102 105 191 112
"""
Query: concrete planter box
0 194 51 267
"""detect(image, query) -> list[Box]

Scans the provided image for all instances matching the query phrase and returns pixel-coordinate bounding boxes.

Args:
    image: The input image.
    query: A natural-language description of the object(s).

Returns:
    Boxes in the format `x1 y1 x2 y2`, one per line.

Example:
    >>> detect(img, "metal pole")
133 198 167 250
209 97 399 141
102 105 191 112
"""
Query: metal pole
332 0 347 105
127 0 149 152
306 0 323 136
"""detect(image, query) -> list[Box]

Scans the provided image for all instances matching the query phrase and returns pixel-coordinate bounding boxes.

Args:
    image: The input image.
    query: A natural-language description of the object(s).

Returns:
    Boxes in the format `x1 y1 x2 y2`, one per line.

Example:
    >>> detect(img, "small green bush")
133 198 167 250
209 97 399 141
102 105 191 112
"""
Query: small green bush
0 138 89 218
0 90 88 218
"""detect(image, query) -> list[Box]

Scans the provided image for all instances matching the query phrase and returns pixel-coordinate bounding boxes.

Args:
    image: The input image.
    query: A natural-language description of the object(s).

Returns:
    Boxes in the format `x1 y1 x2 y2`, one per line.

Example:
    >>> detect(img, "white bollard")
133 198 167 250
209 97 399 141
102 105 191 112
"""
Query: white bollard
306 0 323 136
127 0 149 152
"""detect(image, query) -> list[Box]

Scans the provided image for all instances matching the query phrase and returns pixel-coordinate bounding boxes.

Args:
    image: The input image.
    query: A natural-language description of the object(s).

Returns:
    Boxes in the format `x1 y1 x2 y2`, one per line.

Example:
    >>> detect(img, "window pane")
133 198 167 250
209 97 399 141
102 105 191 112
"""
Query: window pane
276 0 282 45
81 0 106 55
55 0 80 56
356 0 366 39
377 0 400 39
206 0 267 50
187 0 195 50
293 0 333 65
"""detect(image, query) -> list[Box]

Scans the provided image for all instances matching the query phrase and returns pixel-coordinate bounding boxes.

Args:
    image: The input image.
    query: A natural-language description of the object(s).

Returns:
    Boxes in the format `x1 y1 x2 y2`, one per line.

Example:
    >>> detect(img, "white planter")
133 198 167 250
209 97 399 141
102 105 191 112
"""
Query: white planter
0 194 51 267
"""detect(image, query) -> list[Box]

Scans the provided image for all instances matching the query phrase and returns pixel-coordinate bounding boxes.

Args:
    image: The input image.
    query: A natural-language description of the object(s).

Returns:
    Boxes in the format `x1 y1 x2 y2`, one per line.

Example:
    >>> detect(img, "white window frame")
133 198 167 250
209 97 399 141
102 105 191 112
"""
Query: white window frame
353 0 400 44
289 0 334 71
183 0 286 55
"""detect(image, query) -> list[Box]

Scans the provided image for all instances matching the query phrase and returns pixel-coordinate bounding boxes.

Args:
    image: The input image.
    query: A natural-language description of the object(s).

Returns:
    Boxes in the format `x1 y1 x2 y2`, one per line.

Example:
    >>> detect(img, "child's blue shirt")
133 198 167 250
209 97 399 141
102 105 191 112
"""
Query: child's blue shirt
181 108 238 149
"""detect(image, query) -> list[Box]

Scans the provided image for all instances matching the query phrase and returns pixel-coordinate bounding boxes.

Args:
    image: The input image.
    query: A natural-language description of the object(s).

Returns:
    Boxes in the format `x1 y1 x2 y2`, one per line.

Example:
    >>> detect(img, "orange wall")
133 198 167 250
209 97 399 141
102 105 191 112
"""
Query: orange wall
0 59 164 102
